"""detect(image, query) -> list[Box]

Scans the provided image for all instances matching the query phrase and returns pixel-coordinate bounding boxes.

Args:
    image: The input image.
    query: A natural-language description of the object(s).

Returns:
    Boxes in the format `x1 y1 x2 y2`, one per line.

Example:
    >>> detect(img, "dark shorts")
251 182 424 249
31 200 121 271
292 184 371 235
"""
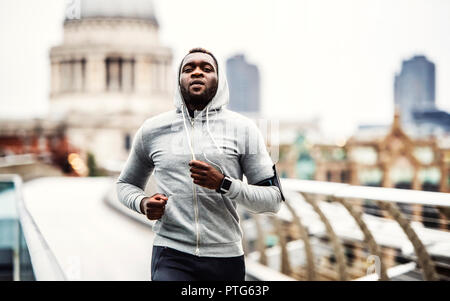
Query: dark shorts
151 246 245 281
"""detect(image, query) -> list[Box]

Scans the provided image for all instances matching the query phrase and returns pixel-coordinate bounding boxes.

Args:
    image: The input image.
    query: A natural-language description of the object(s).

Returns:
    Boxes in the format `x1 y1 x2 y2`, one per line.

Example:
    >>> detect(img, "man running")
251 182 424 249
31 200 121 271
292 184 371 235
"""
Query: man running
117 47 284 281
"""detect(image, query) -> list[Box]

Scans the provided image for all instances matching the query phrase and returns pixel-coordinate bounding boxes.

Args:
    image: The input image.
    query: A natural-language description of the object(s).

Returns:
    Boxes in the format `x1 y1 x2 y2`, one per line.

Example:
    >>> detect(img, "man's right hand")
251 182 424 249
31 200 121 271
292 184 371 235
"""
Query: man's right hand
140 193 168 220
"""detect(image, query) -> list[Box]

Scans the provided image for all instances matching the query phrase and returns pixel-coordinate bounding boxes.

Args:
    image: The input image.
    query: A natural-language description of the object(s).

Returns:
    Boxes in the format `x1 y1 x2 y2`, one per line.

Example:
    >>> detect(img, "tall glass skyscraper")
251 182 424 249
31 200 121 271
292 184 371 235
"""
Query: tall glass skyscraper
226 54 261 114
394 55 436 124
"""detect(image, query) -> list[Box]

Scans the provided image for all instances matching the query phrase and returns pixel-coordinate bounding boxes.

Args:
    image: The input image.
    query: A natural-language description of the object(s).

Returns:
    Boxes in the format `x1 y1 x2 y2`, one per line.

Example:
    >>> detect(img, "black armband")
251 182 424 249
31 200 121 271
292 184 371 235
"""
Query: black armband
254 164 285 201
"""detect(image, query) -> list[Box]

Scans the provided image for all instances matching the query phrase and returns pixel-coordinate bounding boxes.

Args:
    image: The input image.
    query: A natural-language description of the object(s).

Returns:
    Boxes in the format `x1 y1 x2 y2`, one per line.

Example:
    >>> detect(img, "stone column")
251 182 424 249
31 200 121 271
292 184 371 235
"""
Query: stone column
85 54 105 93
349 162 359 185
412 166 421 190
135 55 151 94
122 59 134 92
315 163 325 181
381 163 392 188
440 158 448 193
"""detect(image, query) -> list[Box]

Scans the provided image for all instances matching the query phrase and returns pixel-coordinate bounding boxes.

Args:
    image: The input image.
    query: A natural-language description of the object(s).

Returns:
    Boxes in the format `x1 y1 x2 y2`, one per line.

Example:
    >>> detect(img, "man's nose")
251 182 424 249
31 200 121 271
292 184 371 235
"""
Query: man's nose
191 67 204 77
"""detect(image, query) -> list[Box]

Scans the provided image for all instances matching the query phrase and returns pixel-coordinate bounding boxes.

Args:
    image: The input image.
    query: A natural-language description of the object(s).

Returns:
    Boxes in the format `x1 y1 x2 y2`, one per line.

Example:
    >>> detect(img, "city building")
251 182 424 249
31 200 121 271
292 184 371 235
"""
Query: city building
277 111 449 230
49 0 173 170
394 55 450 135
314 112 449 231
312 112 448 192
347 112 447 190
394 55 436 125
226 54 261 116
274 118 322 180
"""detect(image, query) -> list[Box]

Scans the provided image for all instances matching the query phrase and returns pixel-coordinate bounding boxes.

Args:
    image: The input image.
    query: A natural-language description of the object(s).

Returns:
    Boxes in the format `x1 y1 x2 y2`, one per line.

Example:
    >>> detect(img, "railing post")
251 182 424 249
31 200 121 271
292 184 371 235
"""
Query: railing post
377 201 439 281
271 215 293 276
284 199 316 281
333 196 389 281
301 193 349 281
253 214 268 266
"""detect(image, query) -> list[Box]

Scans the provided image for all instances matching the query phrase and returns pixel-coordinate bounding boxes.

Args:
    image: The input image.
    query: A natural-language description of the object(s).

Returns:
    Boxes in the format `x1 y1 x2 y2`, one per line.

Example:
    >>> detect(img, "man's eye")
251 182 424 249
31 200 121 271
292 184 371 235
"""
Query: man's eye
183 68 192 72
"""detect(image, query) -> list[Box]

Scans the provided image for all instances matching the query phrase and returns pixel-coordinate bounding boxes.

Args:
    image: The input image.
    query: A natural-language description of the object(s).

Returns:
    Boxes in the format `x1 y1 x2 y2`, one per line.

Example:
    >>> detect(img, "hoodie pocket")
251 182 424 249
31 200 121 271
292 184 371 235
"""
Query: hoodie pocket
156 194 197 244
197 192 241 244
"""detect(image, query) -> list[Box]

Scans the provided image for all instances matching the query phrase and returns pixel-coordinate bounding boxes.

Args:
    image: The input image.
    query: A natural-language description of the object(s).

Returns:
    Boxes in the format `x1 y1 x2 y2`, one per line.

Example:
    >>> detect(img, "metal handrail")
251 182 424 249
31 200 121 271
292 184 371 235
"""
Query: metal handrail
281 178 450 207
0 174 66 281
278 178 449 281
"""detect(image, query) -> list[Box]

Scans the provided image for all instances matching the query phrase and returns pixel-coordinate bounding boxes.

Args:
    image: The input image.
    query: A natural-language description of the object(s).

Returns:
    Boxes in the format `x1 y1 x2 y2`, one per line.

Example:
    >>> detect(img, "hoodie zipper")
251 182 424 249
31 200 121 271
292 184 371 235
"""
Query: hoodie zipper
189 116 200 256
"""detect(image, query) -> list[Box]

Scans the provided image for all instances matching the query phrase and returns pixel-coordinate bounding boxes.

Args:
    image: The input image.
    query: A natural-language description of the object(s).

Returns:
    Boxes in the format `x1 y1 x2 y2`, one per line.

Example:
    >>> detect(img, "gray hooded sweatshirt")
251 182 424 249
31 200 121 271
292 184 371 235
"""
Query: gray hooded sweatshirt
116 58 282 257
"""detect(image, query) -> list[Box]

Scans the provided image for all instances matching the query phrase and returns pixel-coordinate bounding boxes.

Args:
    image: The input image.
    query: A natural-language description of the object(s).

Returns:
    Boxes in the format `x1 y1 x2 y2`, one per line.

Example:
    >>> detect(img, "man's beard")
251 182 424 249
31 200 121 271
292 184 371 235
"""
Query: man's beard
180 84 218 108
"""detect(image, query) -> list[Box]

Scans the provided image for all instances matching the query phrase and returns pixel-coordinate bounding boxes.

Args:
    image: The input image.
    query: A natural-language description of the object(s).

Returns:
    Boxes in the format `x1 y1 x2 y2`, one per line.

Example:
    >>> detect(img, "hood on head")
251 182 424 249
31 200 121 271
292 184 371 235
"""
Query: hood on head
173 53 229 114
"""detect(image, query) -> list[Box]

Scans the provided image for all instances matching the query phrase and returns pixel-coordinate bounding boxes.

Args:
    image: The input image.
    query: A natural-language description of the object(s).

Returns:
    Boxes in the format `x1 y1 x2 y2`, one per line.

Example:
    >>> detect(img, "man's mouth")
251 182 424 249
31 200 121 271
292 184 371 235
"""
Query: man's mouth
190 80 205 86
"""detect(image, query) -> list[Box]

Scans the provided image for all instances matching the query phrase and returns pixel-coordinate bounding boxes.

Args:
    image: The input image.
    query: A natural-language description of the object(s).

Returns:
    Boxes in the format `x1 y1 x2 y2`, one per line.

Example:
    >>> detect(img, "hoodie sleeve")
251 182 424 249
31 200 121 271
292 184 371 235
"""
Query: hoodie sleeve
223 122 282 214
116 124 154 214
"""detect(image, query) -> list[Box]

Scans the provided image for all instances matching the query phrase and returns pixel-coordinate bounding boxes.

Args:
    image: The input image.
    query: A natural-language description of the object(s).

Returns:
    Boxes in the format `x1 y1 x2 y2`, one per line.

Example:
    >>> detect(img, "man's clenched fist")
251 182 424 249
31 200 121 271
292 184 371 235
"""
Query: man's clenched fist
189 160 224 191
140 193 168 220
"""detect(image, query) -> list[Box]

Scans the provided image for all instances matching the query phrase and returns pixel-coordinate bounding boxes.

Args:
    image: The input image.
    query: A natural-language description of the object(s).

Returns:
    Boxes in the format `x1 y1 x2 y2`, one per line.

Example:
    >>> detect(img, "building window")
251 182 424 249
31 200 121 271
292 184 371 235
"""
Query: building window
106 58 121 91
106 57 135 92
125 134 131 151
60 59 86 92
326 171 332 182
341 170 349 183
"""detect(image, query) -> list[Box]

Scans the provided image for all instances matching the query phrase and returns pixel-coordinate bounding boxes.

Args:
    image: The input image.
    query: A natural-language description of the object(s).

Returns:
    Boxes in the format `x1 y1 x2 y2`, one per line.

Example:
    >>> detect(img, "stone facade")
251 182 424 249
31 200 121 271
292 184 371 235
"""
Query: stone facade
48 2 173 169
308 112 449 193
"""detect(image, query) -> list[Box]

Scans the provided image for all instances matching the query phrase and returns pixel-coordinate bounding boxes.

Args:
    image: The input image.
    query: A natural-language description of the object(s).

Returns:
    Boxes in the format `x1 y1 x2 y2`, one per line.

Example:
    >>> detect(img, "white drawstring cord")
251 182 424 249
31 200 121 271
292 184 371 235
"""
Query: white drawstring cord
181 102 224 174
203 105 224 174
206 106 223 154
181 102 196 161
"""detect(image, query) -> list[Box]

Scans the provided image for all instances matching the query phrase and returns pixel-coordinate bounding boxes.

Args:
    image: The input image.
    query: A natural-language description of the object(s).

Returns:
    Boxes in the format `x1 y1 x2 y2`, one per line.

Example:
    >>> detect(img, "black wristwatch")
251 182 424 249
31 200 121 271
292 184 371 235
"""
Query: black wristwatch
216 175 232 194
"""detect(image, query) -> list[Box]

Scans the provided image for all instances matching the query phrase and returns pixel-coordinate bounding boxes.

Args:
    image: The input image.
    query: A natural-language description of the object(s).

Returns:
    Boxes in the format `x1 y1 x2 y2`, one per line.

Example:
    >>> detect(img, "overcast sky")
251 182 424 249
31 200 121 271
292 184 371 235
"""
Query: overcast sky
1 0 449 139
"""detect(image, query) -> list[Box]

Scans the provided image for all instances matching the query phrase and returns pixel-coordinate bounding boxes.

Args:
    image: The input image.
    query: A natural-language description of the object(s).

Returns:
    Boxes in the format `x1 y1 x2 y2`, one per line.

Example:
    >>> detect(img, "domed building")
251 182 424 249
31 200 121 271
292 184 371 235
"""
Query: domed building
49 0 173 170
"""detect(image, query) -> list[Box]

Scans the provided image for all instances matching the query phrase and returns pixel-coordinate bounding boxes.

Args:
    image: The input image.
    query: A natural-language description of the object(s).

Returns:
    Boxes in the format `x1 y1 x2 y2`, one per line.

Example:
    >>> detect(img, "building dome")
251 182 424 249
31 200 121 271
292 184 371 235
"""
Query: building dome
72 0 158 24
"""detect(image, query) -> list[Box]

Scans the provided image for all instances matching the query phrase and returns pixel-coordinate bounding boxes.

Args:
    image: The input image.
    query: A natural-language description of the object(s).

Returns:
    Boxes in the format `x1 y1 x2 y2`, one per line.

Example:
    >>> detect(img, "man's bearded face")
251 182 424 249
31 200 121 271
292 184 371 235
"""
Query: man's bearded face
179 52 218 108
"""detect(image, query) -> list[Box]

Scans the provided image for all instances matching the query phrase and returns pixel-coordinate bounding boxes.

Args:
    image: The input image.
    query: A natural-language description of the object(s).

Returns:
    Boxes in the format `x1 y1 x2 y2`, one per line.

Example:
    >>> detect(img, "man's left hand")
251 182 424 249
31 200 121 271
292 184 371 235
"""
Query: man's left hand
189 160 224 191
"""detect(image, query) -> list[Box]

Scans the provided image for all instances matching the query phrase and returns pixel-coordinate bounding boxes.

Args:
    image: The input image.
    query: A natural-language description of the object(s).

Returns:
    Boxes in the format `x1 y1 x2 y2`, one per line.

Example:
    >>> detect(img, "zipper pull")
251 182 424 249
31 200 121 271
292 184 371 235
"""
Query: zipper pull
195 247 200 256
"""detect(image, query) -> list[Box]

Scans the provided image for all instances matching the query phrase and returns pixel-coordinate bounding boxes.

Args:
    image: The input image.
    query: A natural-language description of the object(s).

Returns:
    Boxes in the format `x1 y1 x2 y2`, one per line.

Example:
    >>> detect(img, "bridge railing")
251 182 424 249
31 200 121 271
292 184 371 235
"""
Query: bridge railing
8 173 447 281
242 178 450 281
0 174 66 281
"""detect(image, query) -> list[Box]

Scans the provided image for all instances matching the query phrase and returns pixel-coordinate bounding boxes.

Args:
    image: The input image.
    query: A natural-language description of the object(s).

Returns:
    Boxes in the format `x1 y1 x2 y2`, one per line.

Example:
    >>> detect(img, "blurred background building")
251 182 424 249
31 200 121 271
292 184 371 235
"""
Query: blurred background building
394 55 450 136
49 0 173 171
0 0 173 179
277 54 450 195
226 54 261 117
395 55 436 125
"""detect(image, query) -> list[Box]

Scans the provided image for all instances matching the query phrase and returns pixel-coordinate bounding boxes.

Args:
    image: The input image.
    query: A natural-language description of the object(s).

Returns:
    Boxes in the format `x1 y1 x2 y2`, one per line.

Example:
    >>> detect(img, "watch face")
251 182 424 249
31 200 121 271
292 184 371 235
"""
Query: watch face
222 177 232 191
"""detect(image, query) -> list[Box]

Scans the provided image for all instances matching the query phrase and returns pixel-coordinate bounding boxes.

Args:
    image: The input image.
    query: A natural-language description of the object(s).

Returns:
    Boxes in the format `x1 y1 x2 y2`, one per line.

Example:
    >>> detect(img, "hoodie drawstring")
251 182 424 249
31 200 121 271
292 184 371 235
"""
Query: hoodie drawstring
206 106 223 154
204 106 224 174
181 102 224 175
181 102 196 161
